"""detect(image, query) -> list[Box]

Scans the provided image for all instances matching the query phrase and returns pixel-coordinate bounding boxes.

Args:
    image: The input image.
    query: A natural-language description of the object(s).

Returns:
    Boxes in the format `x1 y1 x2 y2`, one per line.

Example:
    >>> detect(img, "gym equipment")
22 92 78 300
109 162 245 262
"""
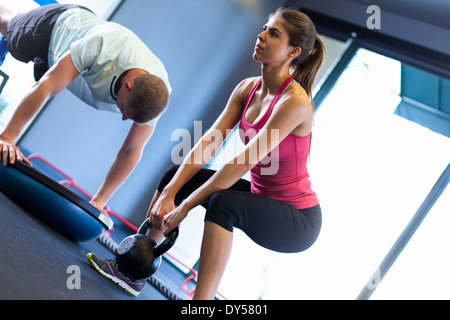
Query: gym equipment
0 161 113 242
97 233 183 300
115 218 179 280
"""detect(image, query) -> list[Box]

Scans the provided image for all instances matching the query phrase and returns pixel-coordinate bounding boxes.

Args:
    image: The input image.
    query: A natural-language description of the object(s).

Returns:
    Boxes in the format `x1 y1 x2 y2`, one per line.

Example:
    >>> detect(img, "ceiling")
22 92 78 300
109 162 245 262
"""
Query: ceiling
346 0 450 29
289 0 450 56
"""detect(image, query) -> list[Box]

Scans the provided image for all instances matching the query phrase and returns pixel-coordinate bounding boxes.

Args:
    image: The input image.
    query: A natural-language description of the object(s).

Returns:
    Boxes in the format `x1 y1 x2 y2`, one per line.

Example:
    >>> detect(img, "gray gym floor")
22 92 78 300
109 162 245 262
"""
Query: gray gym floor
0 191 190 300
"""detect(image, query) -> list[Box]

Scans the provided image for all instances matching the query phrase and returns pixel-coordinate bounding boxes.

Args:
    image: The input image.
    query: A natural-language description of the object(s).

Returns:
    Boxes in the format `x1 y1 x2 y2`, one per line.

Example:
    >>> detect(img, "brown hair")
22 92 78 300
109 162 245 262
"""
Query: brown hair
127 74 169 124
271 8 325 103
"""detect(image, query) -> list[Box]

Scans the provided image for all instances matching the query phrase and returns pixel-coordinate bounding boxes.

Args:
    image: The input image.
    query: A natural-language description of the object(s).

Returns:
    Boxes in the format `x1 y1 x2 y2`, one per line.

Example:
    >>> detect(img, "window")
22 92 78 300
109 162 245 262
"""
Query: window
395 64 450 138
261 48 450 299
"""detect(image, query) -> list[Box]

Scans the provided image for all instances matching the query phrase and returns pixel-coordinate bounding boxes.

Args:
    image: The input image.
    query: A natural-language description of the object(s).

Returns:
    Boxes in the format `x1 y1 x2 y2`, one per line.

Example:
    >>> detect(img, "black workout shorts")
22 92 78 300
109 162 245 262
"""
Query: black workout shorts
6 4 90 80
157 166 322 253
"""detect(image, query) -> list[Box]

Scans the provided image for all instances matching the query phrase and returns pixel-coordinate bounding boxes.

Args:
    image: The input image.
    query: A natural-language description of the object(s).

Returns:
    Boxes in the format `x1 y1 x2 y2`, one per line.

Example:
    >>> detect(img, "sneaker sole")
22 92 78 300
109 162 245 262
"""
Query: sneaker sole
86 253 141 297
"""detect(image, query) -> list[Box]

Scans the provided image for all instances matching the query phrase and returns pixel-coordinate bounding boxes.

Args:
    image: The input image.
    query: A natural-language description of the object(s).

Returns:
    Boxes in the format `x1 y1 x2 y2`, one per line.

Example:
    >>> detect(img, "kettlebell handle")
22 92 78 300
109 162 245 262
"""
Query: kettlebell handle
137 218 179 258
137 218 152 235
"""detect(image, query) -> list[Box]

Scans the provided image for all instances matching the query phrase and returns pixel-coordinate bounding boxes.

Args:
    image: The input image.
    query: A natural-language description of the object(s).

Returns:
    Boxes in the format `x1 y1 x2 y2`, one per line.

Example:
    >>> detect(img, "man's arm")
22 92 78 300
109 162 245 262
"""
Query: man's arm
89 122 155 212
0 52 80 165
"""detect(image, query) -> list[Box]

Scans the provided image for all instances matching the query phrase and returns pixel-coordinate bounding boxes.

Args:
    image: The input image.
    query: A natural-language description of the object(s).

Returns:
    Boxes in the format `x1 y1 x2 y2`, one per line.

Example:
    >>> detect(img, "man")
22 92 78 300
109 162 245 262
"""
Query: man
0 4 171 214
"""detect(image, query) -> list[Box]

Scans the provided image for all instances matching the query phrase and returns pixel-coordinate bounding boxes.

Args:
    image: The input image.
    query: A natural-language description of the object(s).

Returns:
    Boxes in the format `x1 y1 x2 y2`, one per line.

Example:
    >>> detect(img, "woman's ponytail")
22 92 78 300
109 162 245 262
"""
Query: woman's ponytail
291 36 325 105
272 8 326 105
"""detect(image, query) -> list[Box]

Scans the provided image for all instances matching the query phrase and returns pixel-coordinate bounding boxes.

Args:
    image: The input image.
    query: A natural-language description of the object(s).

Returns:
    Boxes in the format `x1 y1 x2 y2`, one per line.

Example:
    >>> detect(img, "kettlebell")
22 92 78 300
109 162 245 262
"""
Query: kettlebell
115 218 179 280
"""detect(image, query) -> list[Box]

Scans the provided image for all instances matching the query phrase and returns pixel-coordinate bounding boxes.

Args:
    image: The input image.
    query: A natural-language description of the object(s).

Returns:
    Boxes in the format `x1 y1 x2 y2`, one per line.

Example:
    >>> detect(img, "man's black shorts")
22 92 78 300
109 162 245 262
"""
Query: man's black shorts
6 4 90 80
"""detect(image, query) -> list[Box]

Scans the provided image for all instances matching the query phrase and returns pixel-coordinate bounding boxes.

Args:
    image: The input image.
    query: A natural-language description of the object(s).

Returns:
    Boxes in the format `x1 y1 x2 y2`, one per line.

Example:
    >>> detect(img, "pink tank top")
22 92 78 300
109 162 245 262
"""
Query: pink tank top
239 77 319 209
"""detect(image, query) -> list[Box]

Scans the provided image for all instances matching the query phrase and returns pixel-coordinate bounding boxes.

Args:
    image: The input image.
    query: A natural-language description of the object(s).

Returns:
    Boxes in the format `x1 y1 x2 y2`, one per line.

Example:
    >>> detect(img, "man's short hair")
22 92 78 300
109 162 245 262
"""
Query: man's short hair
127 74 169 124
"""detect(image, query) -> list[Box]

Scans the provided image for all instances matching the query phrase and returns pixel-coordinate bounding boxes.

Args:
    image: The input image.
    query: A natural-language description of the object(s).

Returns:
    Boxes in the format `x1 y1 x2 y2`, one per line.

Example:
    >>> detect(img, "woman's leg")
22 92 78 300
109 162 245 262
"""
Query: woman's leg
145 165 251 243
145 165 216 243
192 221 233 300
193 190 322 299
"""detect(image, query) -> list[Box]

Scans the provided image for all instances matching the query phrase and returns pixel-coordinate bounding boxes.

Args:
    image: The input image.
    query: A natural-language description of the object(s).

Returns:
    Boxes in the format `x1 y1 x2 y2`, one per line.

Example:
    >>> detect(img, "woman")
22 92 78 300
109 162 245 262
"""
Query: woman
88 7 325 299
149 7 325 299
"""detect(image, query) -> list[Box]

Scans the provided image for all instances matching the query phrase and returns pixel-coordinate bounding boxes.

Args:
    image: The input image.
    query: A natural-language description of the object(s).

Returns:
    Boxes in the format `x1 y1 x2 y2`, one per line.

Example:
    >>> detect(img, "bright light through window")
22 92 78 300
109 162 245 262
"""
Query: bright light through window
258 48 450 300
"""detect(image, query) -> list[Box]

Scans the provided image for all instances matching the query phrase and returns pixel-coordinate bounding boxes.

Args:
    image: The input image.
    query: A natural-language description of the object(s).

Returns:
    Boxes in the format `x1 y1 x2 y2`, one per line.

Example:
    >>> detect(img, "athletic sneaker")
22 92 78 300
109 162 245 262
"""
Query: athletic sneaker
86 252 145 296
0 37 8 67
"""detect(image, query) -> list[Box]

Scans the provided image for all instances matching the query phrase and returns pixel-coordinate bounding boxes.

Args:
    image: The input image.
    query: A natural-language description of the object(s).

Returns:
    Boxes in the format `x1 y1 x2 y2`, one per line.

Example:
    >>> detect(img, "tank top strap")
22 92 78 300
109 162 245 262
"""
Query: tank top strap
241 76 294 127
242 77 262 114
267 76 294 113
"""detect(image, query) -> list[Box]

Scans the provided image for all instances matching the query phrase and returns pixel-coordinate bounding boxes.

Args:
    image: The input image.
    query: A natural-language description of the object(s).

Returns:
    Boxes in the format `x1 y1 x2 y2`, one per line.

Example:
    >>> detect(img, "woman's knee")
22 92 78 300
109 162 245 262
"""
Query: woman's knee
156 165 180 193
205 191 243 232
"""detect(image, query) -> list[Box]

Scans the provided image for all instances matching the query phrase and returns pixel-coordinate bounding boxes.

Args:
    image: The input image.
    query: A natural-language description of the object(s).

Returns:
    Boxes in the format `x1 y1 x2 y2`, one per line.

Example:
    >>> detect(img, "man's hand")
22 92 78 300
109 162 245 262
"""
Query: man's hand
0 138 32 166
89 198 110 217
